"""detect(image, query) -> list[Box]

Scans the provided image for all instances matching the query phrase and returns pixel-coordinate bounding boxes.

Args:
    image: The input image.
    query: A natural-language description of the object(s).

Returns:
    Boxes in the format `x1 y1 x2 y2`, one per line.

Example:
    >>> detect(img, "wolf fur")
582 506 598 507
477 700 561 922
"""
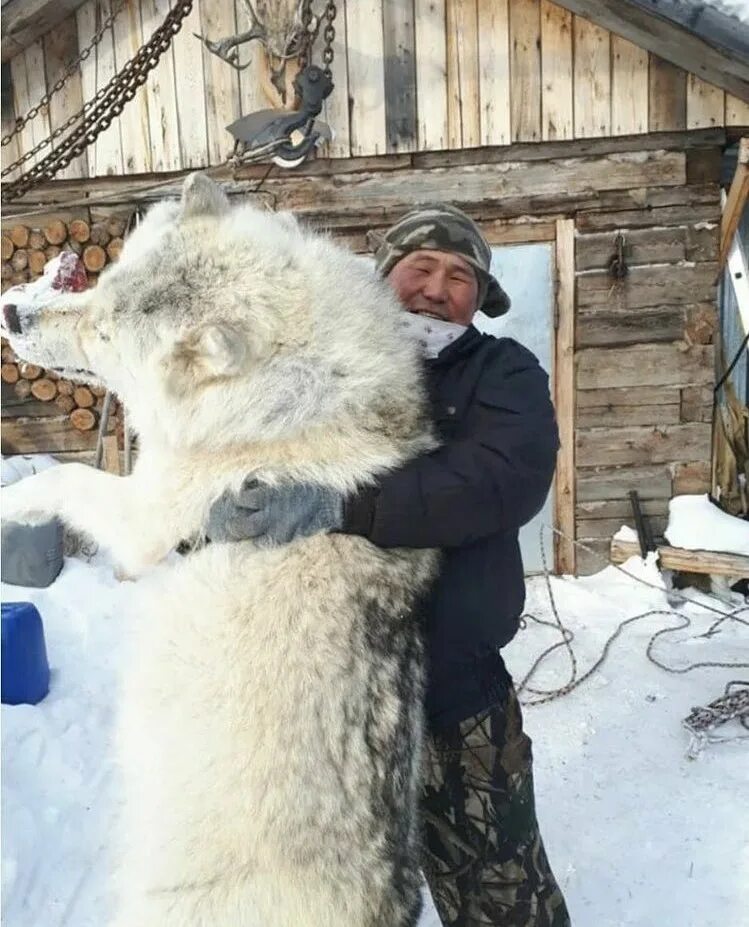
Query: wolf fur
1 173 439 926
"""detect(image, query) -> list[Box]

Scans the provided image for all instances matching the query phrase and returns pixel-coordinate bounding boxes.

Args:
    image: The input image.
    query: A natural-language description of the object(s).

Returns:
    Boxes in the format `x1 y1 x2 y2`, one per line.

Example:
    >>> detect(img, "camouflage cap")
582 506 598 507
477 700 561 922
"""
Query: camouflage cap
372 203 511 317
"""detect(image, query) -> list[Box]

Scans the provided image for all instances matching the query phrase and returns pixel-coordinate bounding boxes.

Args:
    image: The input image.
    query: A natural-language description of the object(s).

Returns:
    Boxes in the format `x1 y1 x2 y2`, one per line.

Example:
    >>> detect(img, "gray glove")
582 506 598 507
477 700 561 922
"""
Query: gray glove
206 479 344 546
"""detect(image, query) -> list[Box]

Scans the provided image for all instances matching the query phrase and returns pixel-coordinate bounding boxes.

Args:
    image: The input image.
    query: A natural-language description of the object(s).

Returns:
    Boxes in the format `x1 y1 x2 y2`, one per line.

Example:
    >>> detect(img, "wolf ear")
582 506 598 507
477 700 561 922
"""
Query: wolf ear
172 323 247 384
181 172 230 219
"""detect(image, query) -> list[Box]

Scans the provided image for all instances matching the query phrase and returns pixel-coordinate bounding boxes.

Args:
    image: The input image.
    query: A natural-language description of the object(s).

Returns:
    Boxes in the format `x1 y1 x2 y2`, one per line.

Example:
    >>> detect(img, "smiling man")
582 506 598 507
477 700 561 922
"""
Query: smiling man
208 204 570 926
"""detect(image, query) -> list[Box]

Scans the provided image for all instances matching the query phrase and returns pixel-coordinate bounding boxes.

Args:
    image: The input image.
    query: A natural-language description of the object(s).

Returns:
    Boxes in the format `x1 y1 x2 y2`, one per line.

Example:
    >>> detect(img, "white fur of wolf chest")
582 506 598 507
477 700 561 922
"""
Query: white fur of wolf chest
116 533 436 927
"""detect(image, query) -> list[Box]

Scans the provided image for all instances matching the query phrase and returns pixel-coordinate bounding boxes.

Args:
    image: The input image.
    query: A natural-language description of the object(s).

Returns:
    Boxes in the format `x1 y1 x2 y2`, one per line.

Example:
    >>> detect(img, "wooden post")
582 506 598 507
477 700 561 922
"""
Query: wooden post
611 538 749 579
101 434 121 475
554 218 576 574
718 137 749 276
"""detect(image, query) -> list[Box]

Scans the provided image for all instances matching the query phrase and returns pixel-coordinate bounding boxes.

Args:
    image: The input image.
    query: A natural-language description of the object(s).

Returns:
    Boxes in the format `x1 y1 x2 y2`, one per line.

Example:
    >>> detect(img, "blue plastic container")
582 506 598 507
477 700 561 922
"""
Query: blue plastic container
1 602 50 705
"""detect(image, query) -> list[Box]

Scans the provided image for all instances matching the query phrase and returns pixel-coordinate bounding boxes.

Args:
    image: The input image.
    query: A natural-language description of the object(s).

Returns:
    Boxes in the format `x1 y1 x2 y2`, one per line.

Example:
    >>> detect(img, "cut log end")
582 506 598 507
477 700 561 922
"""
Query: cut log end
11 249 28 272
55 394 76 414
89 223 111 247
13 378 32 399
82 245 106 273
68 219 91 243
73 385 95 408
1 362 19 383
70 407 97 431
10 225 29 248
28 230 46 251
30 378 57 401
105 217 127 239
106 238 124 262
18 361 42 380
44 219 68 245
1 236 14 261
27 250 47 275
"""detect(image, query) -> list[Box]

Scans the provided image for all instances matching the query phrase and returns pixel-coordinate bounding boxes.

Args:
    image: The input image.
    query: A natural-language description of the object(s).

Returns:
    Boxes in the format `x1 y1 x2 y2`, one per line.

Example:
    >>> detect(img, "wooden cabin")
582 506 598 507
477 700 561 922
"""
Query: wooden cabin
2 0 749 575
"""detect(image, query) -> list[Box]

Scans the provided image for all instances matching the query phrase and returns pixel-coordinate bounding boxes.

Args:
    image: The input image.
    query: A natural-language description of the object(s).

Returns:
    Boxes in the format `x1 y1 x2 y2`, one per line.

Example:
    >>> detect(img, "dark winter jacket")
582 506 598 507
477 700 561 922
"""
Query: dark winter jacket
343 326 559 731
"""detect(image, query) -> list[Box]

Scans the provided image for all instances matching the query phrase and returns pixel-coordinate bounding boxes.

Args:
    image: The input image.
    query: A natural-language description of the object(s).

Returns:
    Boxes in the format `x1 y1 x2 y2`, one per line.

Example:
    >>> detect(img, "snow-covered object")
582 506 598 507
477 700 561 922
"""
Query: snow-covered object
1 251 87 317
665 493 749 556
613 525 639 544
1 454 60 488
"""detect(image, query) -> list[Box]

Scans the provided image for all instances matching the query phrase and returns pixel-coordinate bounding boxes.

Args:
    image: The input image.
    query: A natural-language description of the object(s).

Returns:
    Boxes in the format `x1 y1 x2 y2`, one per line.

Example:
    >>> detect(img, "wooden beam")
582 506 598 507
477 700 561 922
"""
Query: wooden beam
611 35 648 136
3 145 691 221
573 15 611 139
2 0 88 62
346 0 387 156
726 230 749 336
1 413 98 454
611 538 749 578
649 56 687 132
554 218 576 574
577 343 714 390
383 0 417 154
414 0 448 152
478 0 511 146
541 1 573 142
43 13 88 180
576 422 712 466
555 0 749 102
101 434 121 475
510 0 542 142
446 0 480 149
718 137 749 274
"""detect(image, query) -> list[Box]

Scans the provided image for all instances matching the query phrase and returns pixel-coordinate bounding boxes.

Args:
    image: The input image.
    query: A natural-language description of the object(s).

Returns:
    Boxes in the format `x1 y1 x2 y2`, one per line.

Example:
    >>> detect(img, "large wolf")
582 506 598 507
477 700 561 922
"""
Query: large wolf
1 174 439 927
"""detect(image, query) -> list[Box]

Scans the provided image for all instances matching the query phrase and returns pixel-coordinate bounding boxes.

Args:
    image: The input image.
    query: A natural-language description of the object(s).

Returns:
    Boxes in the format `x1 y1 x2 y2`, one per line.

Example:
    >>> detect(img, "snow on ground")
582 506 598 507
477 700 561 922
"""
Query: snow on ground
2 491 748 926
504 558 749 927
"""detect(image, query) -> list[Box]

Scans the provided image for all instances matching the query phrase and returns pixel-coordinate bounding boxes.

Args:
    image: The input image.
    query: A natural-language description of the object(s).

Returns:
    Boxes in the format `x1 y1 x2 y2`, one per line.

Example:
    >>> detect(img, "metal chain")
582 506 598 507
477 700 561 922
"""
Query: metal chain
321 0 337 80
296 0 316 73
2 0 130 147
2 0 194 203
296 0 335 77
516 526 749 708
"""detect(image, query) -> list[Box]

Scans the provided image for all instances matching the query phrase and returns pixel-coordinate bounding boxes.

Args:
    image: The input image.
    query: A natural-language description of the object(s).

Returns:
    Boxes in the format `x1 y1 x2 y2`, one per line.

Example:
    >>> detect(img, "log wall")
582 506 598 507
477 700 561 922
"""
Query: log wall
0 131 723 574
572 180 718 572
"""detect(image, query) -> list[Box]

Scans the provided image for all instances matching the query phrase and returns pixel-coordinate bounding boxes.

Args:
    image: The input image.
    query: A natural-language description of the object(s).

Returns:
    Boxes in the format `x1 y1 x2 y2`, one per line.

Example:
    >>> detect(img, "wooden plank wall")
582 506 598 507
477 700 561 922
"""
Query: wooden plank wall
3 0 748 180
572 147 720 572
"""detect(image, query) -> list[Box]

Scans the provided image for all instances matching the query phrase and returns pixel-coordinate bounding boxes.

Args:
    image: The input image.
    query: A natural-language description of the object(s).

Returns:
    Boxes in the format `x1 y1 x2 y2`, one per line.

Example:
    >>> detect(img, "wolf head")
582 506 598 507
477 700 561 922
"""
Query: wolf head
1 174 430 463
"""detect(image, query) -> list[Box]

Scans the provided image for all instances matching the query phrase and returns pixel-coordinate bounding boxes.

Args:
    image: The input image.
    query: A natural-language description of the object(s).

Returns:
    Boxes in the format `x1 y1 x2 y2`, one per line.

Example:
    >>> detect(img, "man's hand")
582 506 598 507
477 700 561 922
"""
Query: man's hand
206 480 345 546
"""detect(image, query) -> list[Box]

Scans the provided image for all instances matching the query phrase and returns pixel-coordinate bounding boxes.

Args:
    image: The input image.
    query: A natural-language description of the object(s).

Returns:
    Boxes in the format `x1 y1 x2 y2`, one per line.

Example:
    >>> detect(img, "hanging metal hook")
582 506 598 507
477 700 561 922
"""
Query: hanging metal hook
608 232 629 280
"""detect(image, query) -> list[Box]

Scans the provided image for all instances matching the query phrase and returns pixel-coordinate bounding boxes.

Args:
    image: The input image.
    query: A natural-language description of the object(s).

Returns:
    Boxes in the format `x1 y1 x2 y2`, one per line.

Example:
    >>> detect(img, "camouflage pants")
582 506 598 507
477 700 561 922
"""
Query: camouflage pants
421 686 571 927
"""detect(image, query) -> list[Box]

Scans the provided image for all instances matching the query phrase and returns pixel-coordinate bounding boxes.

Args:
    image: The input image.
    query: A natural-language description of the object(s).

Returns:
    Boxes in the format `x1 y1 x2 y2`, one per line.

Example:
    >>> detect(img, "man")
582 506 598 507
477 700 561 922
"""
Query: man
208 204 571 927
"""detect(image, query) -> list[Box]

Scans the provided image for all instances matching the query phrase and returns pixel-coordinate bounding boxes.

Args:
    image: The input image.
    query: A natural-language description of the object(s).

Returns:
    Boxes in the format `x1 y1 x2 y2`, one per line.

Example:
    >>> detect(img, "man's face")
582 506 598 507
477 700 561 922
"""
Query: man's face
387 250 479 326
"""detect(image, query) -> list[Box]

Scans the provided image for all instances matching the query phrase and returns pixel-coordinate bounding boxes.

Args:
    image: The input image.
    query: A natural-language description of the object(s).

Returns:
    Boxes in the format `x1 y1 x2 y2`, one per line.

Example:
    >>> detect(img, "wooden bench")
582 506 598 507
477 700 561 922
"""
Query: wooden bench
610 538 749 578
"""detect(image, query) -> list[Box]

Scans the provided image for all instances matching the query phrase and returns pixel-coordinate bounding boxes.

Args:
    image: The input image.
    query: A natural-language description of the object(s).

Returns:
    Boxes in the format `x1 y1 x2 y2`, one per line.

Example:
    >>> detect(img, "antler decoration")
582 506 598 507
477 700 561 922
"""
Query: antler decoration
194 0 318 101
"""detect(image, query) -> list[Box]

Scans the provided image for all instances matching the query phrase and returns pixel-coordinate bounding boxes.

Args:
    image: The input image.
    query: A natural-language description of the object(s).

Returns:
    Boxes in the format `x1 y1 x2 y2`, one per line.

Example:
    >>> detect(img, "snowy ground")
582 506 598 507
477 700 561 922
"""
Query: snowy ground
2 491 748 926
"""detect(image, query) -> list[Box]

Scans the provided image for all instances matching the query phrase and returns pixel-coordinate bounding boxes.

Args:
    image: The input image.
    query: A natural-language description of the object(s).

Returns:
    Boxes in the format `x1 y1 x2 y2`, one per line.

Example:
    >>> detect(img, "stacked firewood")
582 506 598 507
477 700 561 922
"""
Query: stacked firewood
1 338 124 437
1 216 127 292
1 214 129 443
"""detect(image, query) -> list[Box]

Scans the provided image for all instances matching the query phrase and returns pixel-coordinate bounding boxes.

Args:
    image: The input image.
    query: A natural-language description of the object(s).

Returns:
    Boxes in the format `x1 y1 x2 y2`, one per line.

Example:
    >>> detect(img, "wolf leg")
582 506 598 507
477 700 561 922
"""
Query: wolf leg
2 463 175 576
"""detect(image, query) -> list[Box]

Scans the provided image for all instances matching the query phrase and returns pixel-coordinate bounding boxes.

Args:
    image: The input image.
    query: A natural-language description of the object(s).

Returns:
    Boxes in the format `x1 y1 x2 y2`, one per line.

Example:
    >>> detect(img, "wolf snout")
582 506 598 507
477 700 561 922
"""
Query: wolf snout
2 304 22 334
